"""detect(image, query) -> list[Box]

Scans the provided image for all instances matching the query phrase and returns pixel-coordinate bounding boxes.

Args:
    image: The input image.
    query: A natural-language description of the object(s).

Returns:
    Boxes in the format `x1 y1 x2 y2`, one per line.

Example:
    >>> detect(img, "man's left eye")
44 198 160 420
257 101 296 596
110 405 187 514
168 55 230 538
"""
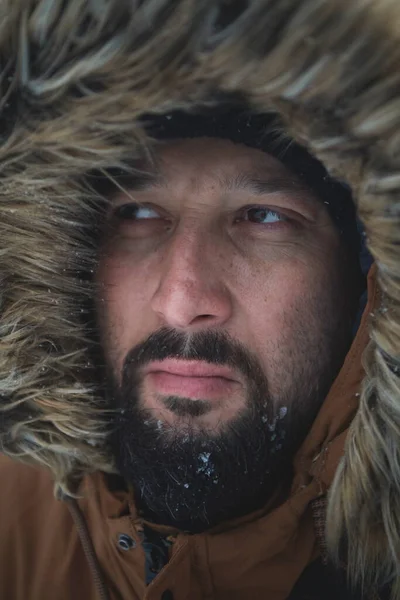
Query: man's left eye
114 203 160 220
241 207 286 224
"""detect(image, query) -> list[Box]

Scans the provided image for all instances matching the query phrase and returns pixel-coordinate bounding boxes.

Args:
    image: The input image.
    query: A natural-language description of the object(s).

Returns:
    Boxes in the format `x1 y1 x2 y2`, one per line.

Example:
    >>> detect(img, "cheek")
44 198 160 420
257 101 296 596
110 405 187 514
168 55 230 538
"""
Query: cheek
235 253 339 387
238 261 307 343
95 253 158 374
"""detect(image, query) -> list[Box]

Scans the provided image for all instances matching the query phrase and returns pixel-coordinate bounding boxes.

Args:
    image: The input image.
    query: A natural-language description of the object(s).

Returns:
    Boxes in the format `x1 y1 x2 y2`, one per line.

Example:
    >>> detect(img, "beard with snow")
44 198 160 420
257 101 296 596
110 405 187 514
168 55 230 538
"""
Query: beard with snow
107 323 349 533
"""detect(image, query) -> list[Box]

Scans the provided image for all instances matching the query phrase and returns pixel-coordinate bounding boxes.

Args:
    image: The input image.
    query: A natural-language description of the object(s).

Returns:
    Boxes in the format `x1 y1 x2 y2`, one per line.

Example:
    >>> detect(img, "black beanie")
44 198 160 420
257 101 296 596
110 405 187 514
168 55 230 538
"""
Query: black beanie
143 105 361 257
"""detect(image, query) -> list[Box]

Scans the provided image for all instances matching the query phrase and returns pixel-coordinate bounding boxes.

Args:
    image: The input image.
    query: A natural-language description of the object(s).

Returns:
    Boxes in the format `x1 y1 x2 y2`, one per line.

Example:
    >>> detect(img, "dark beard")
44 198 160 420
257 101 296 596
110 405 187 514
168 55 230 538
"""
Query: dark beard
107 327 337 533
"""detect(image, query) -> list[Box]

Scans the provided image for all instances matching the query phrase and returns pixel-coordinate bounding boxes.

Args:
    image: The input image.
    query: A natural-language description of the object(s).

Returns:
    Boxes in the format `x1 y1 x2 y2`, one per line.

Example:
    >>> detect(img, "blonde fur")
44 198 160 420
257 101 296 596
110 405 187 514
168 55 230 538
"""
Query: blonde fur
0 0 399 594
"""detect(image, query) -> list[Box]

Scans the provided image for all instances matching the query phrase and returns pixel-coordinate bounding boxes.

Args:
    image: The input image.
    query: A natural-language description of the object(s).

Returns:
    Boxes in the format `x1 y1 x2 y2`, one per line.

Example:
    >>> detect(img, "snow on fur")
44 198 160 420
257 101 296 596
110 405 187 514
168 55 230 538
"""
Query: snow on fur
0 0 399 595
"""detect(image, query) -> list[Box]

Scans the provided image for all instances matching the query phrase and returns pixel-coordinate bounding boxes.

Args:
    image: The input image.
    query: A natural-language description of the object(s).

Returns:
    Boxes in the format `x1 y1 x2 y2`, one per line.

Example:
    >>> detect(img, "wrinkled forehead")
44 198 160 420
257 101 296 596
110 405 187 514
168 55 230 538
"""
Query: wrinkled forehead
127 137 314 197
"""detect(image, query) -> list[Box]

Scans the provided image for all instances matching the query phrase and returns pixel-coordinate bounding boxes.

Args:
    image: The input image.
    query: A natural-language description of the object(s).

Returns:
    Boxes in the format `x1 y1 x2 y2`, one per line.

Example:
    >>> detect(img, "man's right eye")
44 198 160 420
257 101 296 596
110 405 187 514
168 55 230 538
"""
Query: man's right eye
114 204 160 220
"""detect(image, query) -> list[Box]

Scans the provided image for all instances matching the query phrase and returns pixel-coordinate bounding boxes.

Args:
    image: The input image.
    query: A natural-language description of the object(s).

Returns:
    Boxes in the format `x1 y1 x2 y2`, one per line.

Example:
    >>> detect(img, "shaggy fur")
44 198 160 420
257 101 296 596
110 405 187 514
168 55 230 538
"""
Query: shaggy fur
0 0 399 596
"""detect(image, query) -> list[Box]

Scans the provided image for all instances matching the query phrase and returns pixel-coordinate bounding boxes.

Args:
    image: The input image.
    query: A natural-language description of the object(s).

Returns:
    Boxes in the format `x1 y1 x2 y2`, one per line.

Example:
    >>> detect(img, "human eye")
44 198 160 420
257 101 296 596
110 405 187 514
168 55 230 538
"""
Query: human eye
114 203 161 220
239 206 288 225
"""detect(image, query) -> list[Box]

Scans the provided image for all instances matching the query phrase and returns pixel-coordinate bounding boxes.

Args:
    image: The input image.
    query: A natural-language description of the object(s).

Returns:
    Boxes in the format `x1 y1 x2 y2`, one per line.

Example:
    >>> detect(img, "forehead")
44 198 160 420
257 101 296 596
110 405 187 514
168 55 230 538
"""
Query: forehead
110 137 323 211
152 137 295 186
120 137 319 207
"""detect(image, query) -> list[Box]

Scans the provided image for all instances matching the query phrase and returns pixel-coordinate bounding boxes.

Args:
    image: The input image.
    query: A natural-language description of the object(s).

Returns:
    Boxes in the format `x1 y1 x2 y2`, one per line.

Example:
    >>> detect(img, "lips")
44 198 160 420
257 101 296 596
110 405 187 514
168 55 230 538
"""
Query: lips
143 359 240 400
144 359 238 379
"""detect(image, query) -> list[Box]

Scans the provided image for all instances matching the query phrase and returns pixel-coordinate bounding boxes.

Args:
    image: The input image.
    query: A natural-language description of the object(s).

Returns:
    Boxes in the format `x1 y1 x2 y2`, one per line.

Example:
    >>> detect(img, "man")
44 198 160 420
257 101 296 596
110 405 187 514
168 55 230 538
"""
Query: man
0 107 377 599
97 109 364 538
0 2 399 600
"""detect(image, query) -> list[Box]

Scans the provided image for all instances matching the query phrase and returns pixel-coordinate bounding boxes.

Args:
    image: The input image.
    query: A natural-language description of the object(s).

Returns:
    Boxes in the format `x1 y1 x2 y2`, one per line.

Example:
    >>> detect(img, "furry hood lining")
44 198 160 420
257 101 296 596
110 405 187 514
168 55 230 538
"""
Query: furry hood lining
0 0 399 592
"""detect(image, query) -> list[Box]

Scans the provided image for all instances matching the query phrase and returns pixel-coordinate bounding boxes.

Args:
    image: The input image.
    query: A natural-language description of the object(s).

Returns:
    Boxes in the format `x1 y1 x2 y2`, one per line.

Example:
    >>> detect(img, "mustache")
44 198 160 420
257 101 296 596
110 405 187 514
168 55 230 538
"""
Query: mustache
122 327 267 384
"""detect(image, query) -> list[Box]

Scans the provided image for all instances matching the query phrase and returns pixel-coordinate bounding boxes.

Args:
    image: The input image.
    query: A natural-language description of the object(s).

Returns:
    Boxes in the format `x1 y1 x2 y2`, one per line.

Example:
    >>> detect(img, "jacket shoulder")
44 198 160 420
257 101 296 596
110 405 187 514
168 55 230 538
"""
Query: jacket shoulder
0 454 93 600
0 453 60 526
0 453 55 499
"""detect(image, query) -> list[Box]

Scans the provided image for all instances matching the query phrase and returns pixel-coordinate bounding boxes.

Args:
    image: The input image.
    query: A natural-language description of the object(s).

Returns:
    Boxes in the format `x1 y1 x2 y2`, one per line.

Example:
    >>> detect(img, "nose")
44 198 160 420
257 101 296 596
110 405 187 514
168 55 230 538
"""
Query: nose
151 229 233 330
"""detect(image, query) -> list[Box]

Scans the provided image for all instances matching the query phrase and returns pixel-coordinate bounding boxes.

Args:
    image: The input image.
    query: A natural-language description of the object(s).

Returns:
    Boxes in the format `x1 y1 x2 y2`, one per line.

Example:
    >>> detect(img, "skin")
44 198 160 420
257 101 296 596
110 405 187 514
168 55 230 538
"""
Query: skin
96 137 352 436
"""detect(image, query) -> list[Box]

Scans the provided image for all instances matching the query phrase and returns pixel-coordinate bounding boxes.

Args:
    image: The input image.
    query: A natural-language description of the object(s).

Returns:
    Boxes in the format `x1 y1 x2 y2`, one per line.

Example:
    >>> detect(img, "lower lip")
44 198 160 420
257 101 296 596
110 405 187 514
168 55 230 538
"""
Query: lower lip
146 372 237 399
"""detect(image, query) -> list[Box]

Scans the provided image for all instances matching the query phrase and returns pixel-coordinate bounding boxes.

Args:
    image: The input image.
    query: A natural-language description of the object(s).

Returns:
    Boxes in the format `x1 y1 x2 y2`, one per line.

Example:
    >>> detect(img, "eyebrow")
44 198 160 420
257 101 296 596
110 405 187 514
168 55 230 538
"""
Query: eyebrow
107 167 314 201
96 160 166 198
114 171 165 193
221 173 313 197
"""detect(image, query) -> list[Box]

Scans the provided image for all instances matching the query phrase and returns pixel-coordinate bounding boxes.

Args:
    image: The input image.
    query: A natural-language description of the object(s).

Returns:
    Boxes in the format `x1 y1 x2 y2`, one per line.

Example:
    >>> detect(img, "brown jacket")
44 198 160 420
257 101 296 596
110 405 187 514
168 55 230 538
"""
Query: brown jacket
1 1 400 599
0 268 379 600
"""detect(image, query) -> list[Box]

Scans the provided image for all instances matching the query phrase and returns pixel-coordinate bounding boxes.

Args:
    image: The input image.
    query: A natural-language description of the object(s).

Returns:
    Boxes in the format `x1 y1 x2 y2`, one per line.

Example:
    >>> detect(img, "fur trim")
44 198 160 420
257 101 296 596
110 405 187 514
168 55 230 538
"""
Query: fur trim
0 0 399 593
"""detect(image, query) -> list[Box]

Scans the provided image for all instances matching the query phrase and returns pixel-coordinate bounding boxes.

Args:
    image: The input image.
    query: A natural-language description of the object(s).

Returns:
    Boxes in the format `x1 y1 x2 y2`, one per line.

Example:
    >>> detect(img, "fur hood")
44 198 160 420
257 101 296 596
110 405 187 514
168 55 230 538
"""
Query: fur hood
0 0 399 594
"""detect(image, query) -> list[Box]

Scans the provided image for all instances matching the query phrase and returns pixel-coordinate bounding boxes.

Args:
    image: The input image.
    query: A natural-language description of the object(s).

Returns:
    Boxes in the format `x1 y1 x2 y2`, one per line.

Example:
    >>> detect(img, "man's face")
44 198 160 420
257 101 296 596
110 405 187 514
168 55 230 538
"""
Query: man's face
96 138 355 531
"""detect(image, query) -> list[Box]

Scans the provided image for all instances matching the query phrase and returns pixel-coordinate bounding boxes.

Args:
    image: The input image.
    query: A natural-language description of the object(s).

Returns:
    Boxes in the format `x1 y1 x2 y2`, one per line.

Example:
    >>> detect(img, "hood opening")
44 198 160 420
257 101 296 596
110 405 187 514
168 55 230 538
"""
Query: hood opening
0 0 399 595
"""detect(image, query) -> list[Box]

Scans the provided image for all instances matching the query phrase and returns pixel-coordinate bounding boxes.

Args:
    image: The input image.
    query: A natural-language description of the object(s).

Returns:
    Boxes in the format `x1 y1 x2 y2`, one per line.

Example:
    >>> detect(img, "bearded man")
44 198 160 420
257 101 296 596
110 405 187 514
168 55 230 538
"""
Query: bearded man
0 2 399 600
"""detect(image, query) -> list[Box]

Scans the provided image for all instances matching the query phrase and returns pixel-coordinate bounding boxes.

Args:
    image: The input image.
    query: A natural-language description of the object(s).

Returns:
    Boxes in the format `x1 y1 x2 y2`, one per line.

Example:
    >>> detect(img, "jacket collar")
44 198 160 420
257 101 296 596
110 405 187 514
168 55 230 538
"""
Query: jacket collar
77 265 379 599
